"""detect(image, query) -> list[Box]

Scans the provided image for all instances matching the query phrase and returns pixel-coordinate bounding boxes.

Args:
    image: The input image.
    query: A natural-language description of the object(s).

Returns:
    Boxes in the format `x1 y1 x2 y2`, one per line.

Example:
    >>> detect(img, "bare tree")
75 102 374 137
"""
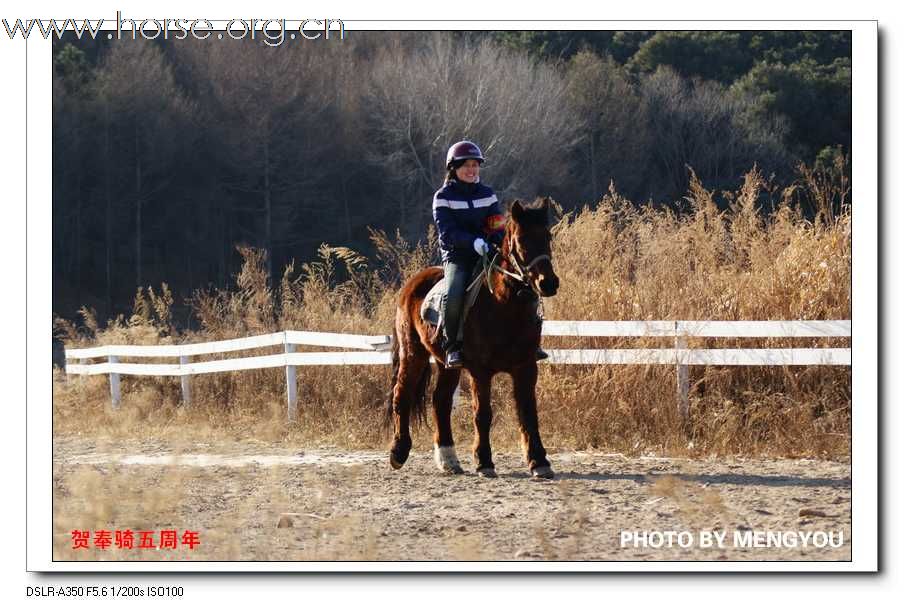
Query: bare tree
564 50 650 204
175 40 337 282
362 33 581 235
52 70 89 308
639 66 789 201
94 40 193 291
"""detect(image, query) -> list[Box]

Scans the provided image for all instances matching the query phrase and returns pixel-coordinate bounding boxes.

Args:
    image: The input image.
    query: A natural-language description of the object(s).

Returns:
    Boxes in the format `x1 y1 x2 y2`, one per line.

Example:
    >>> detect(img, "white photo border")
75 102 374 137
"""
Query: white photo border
23 18 877 573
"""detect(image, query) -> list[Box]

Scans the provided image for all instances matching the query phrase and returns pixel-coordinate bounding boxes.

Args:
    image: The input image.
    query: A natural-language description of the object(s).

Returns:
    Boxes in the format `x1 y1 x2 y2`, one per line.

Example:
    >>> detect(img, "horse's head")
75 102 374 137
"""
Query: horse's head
506 197 559 297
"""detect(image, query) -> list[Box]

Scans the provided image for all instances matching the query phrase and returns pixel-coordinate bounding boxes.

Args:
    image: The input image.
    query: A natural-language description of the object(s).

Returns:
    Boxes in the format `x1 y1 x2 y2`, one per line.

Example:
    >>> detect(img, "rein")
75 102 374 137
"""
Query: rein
466 238 551 295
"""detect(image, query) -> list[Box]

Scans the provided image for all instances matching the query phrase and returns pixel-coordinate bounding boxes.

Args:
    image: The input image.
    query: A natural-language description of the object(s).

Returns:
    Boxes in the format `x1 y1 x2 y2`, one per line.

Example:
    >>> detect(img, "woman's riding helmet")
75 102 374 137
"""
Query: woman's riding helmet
445 141 485 169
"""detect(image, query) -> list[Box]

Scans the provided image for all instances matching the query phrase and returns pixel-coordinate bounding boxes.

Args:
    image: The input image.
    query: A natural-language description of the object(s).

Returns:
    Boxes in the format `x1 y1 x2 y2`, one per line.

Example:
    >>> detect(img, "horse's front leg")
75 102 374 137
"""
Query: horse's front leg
511 363 553 479
469 369 496 478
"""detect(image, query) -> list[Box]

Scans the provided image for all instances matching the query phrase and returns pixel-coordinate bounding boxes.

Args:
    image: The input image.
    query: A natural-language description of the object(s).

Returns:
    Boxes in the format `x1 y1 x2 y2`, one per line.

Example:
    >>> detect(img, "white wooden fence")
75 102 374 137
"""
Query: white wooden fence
64 320 851 421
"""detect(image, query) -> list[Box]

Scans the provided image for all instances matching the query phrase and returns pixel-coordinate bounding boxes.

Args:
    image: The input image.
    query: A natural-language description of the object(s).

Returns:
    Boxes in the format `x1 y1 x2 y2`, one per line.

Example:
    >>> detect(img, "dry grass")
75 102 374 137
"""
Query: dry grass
53 165 851 460
52 458 382 561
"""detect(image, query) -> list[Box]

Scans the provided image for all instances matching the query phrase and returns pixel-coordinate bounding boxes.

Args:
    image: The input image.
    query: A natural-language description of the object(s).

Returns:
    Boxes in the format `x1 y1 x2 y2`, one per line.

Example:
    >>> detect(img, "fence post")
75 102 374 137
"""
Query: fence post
109 355 121 410
180 355 191 406
675 322 689 421
285 340 297 422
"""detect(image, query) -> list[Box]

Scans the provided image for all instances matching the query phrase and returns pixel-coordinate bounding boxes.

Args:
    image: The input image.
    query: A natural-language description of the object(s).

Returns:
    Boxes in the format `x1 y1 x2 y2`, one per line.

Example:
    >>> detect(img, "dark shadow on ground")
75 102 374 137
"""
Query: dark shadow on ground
505 471 851 488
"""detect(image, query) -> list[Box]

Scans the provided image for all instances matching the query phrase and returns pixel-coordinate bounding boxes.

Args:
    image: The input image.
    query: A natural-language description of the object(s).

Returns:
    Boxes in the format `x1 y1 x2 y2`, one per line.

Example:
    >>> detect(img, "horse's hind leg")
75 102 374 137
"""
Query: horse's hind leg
389 350 427 470
432 366 463 474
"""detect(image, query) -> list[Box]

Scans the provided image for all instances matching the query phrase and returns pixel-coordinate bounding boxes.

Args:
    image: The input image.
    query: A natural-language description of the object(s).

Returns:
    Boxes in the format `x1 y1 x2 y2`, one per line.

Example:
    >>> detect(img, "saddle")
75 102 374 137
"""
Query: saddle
420 265 487 344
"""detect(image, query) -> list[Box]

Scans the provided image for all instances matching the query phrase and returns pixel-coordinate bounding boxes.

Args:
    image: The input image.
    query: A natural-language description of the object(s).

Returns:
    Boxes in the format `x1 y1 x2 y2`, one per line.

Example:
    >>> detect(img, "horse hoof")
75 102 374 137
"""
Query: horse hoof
531 465 555 479
438 461 464 474
389 449 409 470
477 467 498 478
389 440 411 470
434 445 464 474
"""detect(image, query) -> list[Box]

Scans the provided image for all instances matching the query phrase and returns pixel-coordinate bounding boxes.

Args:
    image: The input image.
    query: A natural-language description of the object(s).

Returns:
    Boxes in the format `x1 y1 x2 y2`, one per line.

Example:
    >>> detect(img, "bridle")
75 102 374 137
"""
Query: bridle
467 235 552 295
507 234 552 281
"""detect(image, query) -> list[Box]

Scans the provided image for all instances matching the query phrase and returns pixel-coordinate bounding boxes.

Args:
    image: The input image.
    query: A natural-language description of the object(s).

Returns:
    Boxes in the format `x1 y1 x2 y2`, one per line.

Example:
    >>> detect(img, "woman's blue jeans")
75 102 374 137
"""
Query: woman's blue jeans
441 259 473 349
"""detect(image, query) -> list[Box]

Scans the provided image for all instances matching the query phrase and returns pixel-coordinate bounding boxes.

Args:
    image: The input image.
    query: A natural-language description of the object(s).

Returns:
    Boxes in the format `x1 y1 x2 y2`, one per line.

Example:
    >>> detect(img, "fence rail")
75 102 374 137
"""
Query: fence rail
65 330 392 359
541 320 851 338
63 320 851 420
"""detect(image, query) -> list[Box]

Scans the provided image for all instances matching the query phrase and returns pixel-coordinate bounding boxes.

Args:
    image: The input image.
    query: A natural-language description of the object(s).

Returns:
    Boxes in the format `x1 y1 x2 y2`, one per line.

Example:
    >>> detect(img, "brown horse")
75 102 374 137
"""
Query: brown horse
386 197 560 479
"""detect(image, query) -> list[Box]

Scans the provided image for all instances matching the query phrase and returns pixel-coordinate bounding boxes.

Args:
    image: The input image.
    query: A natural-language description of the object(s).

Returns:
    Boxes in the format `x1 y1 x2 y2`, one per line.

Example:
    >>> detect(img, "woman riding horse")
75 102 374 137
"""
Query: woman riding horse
432 141 548 367
386 141 560 478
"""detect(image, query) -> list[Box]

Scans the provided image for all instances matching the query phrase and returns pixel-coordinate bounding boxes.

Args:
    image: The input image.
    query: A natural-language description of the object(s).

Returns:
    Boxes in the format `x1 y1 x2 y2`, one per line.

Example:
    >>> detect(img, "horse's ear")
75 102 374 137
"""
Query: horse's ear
510 200 524 220
538 197 555 224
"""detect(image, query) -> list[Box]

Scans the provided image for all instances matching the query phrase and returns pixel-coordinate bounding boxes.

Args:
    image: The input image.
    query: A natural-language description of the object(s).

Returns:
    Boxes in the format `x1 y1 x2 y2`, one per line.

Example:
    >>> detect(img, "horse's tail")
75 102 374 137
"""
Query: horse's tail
384 327 432 428
411 351 432 425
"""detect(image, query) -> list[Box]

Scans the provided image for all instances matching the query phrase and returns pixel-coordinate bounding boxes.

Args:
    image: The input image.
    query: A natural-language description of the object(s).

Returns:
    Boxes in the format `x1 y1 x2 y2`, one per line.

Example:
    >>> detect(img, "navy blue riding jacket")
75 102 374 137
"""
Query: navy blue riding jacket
432 179 505 264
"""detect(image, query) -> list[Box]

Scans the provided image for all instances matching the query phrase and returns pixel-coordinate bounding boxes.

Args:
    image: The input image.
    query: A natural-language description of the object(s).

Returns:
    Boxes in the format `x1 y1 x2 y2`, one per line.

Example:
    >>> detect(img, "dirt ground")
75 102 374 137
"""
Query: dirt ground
52 434 851 563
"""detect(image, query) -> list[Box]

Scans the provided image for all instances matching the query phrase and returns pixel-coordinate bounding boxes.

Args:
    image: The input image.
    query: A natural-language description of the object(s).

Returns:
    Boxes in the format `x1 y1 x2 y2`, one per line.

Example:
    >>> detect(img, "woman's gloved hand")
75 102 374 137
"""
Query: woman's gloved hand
473 237 489 256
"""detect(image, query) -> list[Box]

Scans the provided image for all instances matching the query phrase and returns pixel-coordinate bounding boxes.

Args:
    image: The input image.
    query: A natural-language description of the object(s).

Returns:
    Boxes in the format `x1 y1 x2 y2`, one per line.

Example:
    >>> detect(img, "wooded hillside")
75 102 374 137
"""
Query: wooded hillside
52 30 851 323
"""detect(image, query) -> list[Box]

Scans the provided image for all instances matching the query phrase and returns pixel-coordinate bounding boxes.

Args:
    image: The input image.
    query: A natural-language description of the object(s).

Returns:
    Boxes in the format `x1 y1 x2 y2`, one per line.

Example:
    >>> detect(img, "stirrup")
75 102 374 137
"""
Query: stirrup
446 349 464 369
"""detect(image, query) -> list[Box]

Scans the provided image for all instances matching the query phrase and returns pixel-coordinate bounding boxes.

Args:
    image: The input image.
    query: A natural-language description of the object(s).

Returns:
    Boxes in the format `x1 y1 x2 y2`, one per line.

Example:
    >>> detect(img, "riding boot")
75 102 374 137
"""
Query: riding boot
533 300 548 361
441 317 465 369
441 260 470 369
445 341 464 369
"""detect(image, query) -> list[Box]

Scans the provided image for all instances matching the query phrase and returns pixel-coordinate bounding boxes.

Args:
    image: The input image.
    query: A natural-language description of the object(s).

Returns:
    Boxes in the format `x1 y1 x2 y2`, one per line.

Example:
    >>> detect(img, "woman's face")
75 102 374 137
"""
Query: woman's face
455 159 481 183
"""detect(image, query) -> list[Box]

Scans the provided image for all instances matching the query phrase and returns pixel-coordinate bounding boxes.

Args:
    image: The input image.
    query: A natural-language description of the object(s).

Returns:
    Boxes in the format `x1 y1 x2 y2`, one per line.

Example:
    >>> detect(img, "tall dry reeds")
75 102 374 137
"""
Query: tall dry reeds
54 165 851 459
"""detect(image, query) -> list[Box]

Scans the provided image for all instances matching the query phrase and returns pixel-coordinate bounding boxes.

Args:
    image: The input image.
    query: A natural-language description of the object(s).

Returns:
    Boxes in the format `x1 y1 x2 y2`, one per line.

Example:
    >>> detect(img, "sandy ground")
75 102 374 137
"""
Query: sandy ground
52 434 851 563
